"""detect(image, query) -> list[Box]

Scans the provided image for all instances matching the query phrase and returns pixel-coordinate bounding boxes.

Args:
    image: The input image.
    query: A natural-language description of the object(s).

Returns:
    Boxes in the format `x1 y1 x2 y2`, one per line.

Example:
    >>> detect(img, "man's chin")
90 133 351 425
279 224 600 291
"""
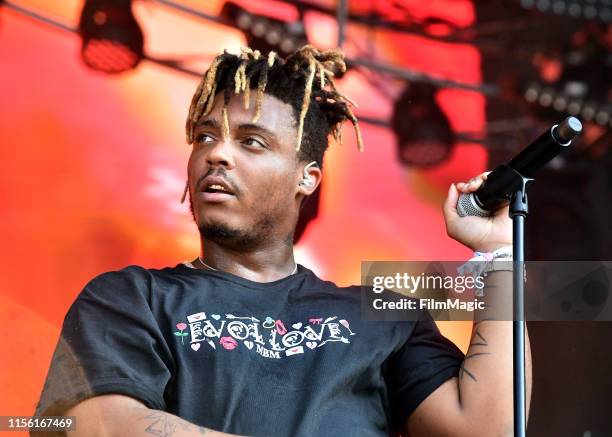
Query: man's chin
197 221 263 249
195 210 277 249
199 221 242 241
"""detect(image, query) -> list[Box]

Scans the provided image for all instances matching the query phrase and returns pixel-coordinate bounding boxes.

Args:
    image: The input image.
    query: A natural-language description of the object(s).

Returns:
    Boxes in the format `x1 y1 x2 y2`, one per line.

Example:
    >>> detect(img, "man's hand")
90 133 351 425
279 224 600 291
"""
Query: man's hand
442 172 512 252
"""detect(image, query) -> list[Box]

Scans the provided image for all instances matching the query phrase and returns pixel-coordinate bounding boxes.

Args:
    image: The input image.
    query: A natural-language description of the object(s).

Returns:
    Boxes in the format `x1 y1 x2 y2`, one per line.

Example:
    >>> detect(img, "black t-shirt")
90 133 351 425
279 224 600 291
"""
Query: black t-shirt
34 263 464 436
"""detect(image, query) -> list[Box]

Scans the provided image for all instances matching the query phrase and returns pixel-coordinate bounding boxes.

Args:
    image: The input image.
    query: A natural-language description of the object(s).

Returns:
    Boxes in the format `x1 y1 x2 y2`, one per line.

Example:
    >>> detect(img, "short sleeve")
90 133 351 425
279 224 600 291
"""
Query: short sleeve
33 267 174 427
384 310 465 432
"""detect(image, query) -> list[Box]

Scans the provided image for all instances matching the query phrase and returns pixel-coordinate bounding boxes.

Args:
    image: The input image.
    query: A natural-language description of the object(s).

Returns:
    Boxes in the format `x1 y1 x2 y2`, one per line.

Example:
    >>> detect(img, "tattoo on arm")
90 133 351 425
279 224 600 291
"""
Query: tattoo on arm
139 410 209 436
470 330 488 347
459 319 492 383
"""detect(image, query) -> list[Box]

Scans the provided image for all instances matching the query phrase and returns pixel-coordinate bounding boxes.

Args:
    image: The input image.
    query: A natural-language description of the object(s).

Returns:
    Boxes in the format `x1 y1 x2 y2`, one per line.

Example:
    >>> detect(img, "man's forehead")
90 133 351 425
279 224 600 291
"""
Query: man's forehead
198 93 296 131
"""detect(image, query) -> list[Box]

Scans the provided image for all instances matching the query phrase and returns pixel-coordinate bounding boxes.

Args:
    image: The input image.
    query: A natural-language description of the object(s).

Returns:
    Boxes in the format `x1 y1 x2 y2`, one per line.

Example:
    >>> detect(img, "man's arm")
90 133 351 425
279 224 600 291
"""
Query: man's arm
405 175 533 436
65 395 245 437
406 271 532 437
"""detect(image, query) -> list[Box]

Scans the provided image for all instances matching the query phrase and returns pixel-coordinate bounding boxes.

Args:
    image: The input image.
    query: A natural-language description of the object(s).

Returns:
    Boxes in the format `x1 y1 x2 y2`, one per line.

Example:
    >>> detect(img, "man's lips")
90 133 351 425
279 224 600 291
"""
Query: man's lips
198 191 234 203
198 175 236 203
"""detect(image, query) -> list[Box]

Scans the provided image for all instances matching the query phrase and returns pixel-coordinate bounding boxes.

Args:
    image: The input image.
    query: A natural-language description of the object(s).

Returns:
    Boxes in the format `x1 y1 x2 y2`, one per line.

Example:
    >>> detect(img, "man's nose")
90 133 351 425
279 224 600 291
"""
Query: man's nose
206 138 236 169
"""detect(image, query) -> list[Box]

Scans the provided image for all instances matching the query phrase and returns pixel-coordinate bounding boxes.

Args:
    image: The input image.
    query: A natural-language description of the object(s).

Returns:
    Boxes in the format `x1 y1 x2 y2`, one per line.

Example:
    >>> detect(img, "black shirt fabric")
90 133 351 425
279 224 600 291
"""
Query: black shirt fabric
34 263 464 436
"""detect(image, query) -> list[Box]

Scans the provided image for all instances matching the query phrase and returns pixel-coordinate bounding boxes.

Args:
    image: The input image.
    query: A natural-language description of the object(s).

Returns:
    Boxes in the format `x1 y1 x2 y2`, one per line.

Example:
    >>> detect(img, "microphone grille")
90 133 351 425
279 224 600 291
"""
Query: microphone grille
457 193 490 217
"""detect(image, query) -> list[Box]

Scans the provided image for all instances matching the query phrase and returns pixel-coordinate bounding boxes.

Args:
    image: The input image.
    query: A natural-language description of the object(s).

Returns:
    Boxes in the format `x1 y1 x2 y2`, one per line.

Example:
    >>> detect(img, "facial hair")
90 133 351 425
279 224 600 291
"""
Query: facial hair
198 215 278 250
190 188 282 249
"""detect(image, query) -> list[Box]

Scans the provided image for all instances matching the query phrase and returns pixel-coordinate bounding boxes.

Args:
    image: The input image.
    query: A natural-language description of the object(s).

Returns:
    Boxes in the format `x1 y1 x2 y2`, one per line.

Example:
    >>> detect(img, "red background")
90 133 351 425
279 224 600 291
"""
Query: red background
0 0 488 426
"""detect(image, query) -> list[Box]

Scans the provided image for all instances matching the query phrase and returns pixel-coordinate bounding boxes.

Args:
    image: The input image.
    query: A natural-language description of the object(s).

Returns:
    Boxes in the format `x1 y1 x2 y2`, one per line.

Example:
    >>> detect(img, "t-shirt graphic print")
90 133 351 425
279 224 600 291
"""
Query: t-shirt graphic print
175 310 356 359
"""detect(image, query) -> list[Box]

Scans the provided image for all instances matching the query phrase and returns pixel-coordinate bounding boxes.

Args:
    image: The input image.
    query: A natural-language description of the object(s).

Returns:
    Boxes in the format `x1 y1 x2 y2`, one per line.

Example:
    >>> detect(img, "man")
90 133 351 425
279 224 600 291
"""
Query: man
34 46 531 436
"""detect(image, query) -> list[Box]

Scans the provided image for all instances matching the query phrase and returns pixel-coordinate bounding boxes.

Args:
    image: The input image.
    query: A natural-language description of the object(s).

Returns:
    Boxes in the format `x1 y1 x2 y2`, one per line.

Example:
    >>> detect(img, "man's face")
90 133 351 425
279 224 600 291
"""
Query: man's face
187 92 312 249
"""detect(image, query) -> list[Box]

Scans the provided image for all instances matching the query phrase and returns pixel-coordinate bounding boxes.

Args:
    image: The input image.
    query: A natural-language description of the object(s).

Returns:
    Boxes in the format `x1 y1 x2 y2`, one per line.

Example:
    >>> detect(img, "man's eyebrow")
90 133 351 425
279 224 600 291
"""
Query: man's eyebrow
194 119 221 130
195 120 279 141
236 123 277 138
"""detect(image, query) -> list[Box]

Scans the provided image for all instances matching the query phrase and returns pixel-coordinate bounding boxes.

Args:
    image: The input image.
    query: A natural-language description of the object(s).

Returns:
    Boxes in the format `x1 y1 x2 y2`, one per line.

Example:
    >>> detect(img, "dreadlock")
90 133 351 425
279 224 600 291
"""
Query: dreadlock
185 45 363 167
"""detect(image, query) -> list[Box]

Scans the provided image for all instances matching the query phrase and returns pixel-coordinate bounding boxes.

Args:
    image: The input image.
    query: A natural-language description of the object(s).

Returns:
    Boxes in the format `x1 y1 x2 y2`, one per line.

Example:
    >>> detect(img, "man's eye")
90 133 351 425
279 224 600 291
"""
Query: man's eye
195 133 214 144
243 137 266 149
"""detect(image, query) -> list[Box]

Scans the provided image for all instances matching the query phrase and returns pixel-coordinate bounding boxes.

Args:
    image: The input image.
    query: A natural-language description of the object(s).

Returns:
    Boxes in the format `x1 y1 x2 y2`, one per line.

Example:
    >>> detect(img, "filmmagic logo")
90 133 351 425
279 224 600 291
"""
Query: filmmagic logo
371 297 485 312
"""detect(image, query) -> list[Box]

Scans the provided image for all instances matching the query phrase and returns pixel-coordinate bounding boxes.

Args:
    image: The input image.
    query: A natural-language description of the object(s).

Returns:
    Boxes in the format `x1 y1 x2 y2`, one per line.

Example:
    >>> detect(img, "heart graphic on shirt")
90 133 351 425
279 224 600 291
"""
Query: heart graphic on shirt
292 322 302 329
306 341 317 349
212 314 221 320
244 341 254 350
191 343 201 351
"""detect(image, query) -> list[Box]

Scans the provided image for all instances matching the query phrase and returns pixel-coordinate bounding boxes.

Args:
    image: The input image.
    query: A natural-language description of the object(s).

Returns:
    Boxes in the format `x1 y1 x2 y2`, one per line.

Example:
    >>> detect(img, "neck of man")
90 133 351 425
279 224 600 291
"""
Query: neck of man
196 233 297 283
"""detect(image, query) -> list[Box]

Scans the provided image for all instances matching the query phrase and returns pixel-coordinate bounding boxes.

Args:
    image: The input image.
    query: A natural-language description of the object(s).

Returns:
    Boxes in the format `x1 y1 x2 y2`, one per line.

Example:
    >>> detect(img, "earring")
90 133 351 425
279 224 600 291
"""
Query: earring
180 180 189 204
300 177 313 187
300 161 318 187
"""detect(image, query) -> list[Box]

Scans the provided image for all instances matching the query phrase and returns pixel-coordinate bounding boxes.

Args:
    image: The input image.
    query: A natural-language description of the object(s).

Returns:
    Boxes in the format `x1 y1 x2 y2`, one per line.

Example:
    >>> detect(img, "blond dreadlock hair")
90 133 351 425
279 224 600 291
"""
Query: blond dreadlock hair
185 45 363 155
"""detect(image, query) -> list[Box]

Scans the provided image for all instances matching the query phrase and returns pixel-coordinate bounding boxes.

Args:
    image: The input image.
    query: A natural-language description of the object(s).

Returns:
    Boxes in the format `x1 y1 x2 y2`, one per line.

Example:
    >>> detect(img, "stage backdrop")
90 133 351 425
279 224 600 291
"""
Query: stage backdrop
0 0 486 427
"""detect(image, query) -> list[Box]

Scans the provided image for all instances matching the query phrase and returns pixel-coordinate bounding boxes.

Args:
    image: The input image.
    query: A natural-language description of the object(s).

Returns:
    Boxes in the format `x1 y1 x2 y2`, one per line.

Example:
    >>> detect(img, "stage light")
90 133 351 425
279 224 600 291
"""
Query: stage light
391 83 455 168
78 0 144 74
221 2 308 56
524 82 612 127
520 0 612 22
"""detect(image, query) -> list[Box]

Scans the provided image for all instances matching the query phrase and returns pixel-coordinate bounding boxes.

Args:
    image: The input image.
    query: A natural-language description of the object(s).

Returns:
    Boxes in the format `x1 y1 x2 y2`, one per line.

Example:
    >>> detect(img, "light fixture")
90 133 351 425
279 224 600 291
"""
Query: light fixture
520 0 612 22
524 82 612 128
78 0 144 74
221 2 308 56
392 83 455 168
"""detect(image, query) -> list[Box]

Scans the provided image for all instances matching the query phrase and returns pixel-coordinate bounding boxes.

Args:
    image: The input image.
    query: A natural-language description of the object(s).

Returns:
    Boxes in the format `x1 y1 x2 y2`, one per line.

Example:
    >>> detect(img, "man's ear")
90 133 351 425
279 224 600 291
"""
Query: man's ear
297 161 322 196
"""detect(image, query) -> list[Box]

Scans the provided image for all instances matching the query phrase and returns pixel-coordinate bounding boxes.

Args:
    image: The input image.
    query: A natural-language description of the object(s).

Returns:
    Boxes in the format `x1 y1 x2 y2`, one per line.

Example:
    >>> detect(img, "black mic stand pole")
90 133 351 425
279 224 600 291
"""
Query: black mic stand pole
510 175 532 437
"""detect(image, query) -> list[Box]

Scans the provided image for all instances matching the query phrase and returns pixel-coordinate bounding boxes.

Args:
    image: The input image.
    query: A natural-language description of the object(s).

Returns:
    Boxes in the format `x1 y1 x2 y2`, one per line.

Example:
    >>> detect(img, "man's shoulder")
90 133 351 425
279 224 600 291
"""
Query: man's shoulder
74 264 177 306
85 264 150 288
86 263 184 286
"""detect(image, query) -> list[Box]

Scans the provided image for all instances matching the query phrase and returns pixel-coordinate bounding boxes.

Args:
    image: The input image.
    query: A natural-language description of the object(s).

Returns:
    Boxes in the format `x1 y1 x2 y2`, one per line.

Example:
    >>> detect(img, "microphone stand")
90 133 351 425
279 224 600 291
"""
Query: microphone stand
457 116 582 437
510 175 532 437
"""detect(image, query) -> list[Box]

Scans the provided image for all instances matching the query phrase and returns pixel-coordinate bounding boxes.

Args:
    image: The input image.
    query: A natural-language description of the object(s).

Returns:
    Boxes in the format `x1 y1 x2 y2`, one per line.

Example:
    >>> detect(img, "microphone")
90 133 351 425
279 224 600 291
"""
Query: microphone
457 116 583 217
